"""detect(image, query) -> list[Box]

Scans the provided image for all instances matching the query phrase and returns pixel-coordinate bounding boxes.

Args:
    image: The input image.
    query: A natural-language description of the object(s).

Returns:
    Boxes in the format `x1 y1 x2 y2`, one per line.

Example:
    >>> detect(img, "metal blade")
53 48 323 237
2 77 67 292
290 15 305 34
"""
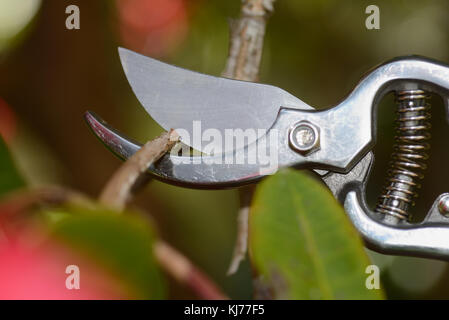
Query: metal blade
84 111 268 188
118 47 313 153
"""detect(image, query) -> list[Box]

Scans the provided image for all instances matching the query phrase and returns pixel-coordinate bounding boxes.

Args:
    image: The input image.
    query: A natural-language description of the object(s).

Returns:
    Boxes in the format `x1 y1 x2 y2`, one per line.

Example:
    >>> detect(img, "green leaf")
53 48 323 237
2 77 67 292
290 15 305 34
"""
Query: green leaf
50 208 166 299
0 136 25 196
249 169 384 300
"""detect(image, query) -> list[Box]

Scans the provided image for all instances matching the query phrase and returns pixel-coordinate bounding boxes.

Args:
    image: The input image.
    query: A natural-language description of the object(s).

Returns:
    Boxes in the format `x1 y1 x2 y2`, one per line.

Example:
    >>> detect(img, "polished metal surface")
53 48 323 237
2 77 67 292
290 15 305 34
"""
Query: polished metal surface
375 89 432 222
344 190 449 259
86 49 449 259
288 120 320 155
438 194 449 217
85 102 373 187
324 157 449 260
118 47 313 153
91 53 449 187
85 111 142 160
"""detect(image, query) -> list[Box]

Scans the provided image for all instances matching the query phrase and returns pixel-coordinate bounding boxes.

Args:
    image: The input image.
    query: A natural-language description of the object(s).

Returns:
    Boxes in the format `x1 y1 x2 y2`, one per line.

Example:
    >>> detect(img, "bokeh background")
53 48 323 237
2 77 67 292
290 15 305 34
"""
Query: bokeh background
1 0 449 299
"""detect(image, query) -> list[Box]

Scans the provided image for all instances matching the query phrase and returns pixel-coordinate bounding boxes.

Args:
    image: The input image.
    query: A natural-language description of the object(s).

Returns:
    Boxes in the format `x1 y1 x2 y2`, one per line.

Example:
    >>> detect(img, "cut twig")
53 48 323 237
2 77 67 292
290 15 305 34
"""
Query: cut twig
99 130 179 211
98 130 229 300
227 185 254 275
223 0 276 275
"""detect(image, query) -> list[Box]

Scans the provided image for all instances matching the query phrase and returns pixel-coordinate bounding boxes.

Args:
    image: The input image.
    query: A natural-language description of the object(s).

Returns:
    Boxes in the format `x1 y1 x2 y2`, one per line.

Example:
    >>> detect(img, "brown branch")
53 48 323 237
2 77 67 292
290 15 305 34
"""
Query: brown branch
0 184 229 299
223 0 276 275
222 0 275 81
154 242 228 300
0 186 94 241
227 185 254 275
1 131 228 299
99 130 179 211
0 186 94 217
97 130 229 299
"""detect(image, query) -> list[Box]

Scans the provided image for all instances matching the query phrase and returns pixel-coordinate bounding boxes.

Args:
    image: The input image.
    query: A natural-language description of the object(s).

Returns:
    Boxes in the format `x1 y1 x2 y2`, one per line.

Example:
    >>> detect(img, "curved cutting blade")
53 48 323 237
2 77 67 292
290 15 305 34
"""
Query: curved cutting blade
118 47 313 153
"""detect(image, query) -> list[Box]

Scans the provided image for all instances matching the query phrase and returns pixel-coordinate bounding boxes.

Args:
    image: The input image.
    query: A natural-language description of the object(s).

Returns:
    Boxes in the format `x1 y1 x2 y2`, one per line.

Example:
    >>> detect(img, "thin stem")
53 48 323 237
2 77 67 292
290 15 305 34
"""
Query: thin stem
223 0 276 275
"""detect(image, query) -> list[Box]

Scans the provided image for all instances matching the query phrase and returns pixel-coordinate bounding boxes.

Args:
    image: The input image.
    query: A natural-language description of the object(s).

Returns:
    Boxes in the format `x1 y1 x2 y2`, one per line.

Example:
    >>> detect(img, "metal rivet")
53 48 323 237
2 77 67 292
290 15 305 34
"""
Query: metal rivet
289 121 320 155
438 195 449 217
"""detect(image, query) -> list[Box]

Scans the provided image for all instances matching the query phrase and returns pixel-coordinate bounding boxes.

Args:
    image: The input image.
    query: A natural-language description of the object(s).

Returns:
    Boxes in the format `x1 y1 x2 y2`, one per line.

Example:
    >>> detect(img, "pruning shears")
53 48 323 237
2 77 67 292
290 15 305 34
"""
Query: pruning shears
85 48 449 260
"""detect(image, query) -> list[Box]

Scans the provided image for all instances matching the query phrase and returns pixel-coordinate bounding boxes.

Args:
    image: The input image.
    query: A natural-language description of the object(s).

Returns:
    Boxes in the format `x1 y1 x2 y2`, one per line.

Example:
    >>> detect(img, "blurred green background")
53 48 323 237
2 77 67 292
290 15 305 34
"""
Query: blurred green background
0 0 449 299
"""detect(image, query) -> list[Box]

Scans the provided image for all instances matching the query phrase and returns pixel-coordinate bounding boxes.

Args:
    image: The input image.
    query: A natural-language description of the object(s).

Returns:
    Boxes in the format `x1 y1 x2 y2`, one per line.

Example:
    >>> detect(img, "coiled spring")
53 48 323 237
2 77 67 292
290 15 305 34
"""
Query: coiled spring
375 89 431 221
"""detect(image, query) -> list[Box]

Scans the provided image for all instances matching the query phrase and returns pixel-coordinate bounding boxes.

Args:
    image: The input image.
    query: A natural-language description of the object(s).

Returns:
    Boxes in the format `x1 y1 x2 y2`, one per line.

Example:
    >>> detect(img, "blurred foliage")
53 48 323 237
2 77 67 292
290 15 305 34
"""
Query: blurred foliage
1 133 167 299
0 0 448 299
250 169 384 299
49 207 167 299
0 136 25 196
0 0 41 55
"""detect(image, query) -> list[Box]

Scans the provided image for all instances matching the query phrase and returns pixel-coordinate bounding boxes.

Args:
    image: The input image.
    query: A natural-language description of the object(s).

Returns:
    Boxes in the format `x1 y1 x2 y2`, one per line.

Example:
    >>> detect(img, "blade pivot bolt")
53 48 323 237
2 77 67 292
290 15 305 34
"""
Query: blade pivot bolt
289 121 320 155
